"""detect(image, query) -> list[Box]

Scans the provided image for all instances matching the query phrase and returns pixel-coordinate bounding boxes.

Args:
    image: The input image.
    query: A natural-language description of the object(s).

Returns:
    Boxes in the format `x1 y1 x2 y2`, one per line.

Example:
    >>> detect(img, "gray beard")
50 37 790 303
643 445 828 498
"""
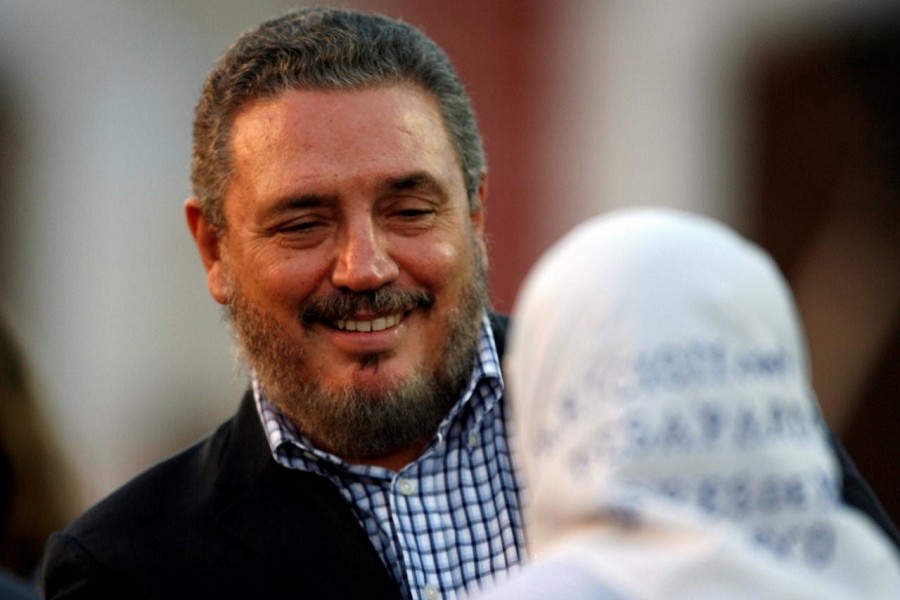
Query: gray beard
225 243 488 460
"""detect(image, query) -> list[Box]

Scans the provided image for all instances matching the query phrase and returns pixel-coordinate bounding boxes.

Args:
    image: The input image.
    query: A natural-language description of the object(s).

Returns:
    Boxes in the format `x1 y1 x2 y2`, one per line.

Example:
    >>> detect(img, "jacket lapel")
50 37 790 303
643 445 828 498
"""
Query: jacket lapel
212 393 401 598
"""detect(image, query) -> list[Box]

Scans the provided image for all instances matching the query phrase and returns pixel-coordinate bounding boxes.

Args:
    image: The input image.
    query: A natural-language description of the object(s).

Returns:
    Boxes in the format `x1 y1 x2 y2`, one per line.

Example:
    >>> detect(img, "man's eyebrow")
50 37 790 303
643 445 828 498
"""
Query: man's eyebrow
382 172 446 197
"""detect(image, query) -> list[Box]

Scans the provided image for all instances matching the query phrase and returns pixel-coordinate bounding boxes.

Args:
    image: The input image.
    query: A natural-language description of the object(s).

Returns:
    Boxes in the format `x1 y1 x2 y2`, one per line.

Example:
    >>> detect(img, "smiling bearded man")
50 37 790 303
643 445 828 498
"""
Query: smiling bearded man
41 10 528 598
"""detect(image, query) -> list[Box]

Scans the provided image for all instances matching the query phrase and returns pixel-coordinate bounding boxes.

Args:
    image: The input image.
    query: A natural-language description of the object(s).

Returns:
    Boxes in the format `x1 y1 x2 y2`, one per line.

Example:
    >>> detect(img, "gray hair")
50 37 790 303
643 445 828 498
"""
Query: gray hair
191 7 486 232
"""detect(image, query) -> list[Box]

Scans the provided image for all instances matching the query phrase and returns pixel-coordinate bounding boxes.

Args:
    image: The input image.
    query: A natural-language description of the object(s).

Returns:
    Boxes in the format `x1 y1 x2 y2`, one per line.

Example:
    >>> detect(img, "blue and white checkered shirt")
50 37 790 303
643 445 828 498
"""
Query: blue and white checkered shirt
253 313 523 600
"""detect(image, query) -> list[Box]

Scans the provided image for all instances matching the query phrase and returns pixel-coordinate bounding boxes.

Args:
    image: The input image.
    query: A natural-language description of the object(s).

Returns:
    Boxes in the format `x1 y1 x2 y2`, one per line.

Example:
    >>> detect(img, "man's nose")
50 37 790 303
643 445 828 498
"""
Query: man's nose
331 219 400 292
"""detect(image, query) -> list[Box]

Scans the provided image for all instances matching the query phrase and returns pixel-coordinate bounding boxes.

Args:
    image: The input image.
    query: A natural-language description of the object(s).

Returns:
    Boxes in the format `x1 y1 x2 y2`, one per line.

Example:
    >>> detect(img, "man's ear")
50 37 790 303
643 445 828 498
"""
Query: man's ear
185 198 229 305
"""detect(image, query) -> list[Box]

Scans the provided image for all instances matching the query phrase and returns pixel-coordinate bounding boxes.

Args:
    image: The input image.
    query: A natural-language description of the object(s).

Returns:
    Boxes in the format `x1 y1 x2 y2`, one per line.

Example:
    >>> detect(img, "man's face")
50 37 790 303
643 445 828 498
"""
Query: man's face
194 84 487 461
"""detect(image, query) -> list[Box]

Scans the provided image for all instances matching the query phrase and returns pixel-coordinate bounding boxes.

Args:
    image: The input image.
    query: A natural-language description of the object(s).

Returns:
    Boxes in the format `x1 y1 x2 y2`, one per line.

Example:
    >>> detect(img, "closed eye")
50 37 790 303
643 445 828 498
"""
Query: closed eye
267 216 333 248
393 208 435 219
278 219 325 232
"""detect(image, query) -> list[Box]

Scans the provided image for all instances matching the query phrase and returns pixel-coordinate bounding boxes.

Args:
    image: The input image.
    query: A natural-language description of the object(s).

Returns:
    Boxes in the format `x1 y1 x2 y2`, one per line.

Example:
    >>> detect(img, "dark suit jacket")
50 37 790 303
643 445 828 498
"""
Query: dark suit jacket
42 390 402 599
41 314 898 598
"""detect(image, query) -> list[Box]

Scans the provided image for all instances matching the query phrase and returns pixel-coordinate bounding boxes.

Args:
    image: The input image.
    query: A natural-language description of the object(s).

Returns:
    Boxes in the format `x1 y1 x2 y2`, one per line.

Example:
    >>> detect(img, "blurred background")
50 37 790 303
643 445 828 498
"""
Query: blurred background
0 0 897 579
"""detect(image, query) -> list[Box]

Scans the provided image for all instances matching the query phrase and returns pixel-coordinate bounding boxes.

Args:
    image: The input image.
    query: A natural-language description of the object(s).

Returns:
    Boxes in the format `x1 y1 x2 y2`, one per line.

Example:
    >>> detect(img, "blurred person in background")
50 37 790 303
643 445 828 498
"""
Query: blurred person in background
0 317 74 599
40 7 899 600
0 70 75 600
476 208 900 599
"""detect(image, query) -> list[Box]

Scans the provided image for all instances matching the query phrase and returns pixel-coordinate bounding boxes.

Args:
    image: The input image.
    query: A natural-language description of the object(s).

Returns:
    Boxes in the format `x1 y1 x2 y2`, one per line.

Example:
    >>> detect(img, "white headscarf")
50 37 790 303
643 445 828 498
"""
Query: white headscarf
501 208 900 599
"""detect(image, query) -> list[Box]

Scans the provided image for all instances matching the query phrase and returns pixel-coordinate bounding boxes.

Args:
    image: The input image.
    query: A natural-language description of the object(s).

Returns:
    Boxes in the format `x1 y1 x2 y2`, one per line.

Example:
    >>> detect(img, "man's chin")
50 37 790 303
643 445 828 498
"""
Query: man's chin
334 354 421 391
354 351 389 372
273 368 447 459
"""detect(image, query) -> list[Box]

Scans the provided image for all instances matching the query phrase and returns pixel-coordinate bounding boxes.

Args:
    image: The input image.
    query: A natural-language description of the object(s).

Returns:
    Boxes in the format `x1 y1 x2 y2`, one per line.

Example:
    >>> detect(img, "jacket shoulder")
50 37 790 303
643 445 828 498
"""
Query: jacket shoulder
77 417 233 533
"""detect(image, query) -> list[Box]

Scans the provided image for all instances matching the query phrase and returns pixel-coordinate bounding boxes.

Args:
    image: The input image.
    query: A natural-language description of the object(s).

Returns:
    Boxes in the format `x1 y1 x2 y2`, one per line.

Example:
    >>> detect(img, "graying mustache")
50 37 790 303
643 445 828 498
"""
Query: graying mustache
300 289 434 324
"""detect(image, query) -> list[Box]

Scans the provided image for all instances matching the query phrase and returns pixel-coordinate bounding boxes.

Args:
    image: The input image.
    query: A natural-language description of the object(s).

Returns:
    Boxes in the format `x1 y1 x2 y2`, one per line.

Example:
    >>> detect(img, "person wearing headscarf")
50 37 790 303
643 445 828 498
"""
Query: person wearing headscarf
478 208 900 599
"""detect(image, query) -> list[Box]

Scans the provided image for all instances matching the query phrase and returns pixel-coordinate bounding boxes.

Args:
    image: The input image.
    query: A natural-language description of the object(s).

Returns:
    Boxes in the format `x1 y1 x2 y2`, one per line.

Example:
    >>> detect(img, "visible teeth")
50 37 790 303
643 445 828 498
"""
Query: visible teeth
335 313 401 332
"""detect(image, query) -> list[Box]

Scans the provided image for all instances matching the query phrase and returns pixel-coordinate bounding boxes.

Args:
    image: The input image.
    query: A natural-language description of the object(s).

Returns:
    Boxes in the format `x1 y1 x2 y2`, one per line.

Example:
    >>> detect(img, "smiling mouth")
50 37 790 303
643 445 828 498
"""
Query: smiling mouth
332 312 403 333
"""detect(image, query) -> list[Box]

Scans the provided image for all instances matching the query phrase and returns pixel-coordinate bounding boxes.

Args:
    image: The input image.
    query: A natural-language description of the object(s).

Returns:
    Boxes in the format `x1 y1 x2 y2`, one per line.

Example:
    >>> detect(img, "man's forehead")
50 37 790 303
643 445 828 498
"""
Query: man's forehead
223 84 467 210
229 85 449 157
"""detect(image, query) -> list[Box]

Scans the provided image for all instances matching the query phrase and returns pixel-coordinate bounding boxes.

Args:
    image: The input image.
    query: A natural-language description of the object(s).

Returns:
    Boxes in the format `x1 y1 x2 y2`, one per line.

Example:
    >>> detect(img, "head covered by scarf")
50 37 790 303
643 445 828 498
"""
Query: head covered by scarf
505 208 900 599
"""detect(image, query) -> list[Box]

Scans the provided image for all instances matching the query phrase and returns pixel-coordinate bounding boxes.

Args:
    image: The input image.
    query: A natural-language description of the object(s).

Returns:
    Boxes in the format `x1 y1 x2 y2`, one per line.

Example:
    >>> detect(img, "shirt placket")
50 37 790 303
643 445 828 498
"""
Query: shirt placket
391 454 455 600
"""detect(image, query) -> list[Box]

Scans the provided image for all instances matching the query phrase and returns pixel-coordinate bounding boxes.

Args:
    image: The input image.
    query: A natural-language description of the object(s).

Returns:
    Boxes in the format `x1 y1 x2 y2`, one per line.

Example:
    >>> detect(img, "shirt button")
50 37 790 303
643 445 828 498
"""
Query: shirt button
397 478 415 495
467 431 478 448
424 583 440 600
